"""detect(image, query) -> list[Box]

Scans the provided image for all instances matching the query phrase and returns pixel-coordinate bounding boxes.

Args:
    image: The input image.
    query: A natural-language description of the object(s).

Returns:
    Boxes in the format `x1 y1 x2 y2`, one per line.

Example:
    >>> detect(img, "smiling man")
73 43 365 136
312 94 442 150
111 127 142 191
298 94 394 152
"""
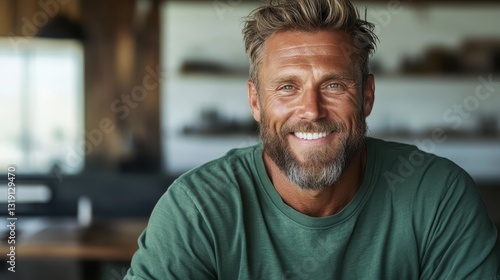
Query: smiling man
125 0 500 279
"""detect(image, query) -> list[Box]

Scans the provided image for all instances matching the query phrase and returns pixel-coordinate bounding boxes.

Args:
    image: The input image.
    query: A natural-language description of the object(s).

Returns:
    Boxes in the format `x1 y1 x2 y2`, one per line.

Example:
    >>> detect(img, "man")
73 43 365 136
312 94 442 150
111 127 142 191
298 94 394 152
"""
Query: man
125 0 500 279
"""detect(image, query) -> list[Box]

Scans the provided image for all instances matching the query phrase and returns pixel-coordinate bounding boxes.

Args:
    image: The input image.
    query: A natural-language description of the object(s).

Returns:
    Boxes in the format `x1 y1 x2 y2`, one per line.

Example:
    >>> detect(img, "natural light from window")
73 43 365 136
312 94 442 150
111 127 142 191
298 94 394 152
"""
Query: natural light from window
0 38 84 175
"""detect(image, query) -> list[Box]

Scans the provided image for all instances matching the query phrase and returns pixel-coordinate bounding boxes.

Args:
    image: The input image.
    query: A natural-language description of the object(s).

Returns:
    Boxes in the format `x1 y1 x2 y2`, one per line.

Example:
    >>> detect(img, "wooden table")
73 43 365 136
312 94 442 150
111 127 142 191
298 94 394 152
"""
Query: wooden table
1 218 148 261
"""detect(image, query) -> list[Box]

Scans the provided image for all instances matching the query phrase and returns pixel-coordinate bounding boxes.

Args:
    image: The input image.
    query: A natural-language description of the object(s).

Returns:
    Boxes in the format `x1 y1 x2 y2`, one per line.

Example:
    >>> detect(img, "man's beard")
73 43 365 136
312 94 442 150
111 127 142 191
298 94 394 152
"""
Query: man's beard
259 110 367 191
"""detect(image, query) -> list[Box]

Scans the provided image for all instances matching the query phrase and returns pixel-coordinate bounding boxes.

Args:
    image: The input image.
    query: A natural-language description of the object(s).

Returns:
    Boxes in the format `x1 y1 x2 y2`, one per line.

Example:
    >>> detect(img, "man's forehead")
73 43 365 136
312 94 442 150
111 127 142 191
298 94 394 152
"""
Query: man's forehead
262 30 357 59
267 44 351 57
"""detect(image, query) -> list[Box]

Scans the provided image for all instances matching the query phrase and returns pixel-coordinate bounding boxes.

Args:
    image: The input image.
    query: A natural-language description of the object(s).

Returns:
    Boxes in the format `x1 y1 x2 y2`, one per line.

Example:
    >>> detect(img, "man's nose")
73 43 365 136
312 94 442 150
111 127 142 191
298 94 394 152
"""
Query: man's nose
297 88 327 121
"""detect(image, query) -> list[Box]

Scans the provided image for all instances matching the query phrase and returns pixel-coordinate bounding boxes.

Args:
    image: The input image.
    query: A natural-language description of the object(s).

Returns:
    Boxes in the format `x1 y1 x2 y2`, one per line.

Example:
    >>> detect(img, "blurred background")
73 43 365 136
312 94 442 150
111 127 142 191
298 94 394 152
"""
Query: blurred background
0 0 499 279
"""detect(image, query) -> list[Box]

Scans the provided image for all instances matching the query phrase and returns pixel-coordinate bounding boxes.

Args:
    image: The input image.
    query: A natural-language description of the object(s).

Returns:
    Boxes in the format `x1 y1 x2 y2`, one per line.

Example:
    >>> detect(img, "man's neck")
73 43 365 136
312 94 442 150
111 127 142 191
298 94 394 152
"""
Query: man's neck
263 146 367 217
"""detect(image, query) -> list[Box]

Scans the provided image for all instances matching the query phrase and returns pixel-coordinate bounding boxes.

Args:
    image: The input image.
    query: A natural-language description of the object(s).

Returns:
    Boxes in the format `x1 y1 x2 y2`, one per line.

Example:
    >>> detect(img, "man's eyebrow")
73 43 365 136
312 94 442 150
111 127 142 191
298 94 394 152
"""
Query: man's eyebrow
269 75 299 85
321 71 357 82
269 71 356 84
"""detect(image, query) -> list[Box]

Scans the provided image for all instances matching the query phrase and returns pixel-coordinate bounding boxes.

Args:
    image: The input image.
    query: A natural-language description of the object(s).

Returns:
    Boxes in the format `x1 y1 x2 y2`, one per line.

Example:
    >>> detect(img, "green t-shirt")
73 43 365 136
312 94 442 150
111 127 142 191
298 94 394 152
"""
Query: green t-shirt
125 137 500 279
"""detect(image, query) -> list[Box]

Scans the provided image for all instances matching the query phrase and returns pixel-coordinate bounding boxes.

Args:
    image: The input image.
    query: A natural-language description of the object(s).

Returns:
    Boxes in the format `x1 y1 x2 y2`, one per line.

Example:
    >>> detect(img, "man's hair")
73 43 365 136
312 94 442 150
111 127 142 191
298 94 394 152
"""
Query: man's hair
243 0 377 86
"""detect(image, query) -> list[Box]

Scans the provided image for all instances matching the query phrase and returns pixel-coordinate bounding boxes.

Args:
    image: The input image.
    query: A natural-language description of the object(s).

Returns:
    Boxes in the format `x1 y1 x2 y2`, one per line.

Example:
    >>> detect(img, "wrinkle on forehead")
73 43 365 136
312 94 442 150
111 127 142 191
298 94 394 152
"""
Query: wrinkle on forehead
256 30 362 87
262 31 357 65
269 45 356 72
269 43 348 57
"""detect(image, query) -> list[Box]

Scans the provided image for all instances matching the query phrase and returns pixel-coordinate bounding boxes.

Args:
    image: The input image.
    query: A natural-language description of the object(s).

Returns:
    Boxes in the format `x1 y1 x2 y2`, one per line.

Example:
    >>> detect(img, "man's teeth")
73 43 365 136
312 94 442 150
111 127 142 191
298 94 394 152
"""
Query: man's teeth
294 132 331 140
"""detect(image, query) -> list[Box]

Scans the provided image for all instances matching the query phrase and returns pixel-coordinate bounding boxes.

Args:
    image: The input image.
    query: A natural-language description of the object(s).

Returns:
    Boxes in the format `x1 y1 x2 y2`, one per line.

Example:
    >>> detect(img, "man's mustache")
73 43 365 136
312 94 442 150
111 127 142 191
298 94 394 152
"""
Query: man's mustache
280 120 346 135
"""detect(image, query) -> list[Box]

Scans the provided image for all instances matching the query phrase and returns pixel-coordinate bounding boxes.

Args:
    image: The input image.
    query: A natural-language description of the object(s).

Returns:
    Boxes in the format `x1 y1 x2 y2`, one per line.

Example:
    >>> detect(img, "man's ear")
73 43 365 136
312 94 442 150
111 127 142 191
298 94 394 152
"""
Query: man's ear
247 80 261 123
362 74 375 117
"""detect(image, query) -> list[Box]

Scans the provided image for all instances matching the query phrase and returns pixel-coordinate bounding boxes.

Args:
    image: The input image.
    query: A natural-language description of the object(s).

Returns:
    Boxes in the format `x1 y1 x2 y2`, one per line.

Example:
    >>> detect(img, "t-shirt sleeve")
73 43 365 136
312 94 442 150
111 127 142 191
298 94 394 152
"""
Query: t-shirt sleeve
124 182 217 280
419 170 500 279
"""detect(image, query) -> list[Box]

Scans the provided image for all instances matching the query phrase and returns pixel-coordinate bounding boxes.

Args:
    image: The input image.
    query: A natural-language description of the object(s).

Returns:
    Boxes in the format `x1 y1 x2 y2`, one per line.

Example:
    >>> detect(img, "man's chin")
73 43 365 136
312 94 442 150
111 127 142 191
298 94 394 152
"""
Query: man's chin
286 166 341 191
290 145 339 164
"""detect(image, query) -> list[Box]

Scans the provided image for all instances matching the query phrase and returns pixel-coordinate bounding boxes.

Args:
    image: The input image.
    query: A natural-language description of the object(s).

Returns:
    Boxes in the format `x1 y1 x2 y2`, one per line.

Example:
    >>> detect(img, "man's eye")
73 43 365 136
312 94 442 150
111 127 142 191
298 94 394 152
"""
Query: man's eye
280 85 294 91
324 83 347 93
328 83 342 89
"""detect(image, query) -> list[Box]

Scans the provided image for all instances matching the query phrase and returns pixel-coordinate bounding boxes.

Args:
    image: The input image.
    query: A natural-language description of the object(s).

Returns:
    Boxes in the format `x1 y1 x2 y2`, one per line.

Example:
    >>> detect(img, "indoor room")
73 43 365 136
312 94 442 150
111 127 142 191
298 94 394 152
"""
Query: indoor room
0 0 499 279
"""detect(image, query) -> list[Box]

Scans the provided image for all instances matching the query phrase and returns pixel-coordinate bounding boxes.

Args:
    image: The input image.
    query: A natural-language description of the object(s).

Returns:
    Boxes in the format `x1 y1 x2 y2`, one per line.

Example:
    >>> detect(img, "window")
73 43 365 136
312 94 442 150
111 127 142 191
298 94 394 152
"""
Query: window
0 38 84 175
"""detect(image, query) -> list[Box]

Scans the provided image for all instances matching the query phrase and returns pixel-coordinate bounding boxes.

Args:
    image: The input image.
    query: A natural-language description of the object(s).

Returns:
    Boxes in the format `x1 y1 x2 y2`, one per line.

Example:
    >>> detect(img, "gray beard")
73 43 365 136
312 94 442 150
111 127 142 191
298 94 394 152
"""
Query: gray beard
259 113 366 191
282 140 348 191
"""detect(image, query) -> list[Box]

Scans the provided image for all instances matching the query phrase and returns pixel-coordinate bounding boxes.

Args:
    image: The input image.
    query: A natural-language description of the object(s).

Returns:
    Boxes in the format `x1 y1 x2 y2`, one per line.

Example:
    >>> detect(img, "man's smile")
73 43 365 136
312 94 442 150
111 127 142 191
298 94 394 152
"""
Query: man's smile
293 131 333 140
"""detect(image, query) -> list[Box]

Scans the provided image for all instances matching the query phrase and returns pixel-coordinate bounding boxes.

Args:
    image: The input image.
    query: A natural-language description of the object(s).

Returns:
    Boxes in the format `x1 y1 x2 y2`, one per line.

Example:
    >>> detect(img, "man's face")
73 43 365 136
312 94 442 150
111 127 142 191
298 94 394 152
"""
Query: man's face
247 30 375 190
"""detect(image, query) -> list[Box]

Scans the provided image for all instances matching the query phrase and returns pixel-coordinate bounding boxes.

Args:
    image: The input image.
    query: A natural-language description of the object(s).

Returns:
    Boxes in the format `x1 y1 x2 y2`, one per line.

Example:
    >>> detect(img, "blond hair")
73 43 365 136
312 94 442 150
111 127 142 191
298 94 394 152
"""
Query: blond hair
243 0 377 86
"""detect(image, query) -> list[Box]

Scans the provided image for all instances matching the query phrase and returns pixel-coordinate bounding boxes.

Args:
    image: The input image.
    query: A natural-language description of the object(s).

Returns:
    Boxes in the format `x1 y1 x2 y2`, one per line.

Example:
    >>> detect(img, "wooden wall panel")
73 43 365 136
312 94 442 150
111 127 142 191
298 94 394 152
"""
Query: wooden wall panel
0 0 81 36
12 0 38 36
0 0 14 35
63 0 80 21
82 0 161 172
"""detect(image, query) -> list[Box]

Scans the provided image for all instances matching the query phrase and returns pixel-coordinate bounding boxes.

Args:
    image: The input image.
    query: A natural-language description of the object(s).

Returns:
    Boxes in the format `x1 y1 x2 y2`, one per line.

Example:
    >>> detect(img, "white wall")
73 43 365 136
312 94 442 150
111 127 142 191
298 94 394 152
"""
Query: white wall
361 2 500 72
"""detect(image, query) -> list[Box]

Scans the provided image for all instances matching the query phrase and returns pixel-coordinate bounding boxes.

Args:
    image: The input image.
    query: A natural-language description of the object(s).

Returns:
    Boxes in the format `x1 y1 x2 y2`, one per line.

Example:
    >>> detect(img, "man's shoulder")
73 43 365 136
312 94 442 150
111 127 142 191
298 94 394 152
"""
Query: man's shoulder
367 137 463 173
156 144 263 228
168 144 262 195
367 137 469 193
